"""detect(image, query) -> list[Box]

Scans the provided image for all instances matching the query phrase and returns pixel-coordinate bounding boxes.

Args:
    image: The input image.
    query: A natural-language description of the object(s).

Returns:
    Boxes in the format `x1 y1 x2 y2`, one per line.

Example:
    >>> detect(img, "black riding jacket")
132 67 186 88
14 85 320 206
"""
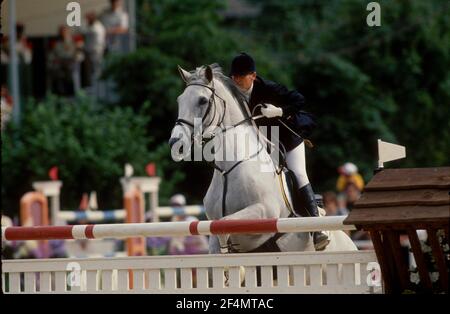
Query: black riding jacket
247 76 315 152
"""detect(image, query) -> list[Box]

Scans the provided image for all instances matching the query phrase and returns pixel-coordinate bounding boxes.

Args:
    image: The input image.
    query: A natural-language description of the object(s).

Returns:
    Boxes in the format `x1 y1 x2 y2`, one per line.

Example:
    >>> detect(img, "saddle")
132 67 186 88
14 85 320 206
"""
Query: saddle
277 166 308 218
279 167 324 216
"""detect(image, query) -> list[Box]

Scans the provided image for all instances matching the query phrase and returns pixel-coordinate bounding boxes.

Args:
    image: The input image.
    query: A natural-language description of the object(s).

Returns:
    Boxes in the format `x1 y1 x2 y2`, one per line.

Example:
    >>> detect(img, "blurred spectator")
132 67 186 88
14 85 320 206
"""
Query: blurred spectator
336 162 364 211
336 188 368 241
101 0 129 34
168 194 209 255
49 240 68 258
1 85 13 130
1 23 33 99
100 0 129 53
1 23 33 64
48 26 84 96
17 23 33 100
82 12 106 87
169 193 187 222
323 192 351 236
336 162 365 192
344 182 362 211
1 36 9 65
143 194 190 255
336 193 349 216
322 191 338 216
146 236 171 255
335 164 368 241
15 23 33 65
14 240 41 259
169 216 209 255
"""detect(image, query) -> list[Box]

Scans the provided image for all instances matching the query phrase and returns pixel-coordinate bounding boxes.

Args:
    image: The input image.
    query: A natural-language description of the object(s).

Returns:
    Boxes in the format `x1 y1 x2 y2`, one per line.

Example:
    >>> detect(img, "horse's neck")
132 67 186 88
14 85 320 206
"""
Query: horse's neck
213 80 273 172
214 79 259 139
214 79 247 126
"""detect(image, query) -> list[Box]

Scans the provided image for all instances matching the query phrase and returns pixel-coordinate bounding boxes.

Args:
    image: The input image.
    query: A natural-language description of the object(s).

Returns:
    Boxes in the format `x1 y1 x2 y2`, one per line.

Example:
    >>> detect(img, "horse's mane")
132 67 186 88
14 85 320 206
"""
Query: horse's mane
188 64 272 157
187 64 248 113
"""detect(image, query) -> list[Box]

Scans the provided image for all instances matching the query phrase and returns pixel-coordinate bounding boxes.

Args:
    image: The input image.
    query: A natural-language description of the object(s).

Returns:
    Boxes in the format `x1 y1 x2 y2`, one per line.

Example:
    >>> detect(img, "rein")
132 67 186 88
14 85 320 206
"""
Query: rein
175 82 255 139
174 80 264 218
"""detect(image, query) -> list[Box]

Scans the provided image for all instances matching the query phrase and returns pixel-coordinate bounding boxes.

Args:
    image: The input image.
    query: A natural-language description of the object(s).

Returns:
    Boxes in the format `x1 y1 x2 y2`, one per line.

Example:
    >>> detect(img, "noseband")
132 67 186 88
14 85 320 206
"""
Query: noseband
174 82 227 140
174 81 255 142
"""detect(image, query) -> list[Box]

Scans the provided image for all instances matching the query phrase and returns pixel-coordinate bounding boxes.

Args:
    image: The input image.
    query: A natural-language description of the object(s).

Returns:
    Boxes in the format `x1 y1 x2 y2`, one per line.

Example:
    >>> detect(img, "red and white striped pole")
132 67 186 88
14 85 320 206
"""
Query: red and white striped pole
2 216 355 241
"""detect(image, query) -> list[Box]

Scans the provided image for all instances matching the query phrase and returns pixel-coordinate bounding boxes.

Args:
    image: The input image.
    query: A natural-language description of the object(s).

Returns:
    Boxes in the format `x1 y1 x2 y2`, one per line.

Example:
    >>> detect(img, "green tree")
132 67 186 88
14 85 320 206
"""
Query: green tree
1 94 154 217
250 0 450 190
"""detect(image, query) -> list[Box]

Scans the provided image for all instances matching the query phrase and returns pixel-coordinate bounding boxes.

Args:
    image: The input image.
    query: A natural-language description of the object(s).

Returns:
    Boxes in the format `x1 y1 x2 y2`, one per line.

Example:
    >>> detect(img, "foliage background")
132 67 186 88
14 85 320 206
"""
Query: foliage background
2 0 449 216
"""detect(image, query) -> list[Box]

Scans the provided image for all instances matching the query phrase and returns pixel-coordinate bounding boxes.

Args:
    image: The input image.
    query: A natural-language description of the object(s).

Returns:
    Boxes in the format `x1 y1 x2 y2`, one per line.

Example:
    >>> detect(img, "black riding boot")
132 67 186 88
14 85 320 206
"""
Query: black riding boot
293 184 330 251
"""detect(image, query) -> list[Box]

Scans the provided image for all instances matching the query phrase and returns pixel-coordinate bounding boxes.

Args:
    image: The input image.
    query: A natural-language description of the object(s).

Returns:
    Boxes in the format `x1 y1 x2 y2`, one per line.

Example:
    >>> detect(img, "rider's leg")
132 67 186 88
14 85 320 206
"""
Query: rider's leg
285 142 330 250
285 142 309 188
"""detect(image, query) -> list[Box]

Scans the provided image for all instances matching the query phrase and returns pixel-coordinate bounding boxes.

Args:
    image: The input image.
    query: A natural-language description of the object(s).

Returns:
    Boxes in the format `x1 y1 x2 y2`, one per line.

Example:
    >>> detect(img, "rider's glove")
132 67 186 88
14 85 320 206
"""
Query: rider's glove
261 104 283 118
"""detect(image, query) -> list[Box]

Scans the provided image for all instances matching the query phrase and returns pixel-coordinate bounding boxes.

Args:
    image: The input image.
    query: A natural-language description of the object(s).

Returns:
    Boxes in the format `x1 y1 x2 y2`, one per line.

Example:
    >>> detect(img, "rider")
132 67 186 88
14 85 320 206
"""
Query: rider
230 52 329 250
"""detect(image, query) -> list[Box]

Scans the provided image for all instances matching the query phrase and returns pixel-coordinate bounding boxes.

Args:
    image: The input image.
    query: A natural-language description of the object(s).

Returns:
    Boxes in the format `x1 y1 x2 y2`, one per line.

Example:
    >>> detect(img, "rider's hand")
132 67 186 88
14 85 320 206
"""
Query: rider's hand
261 104 283 118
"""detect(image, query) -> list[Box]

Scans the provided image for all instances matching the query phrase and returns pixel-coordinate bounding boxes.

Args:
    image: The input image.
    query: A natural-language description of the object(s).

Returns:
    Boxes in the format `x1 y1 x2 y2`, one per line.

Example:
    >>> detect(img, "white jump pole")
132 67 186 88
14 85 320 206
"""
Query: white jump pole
2 216 356 241
32 176 162 225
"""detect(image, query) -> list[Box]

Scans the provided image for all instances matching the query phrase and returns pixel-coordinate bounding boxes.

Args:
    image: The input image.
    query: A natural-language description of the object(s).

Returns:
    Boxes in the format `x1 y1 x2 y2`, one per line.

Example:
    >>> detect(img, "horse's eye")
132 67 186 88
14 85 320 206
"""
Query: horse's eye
199 97 208 106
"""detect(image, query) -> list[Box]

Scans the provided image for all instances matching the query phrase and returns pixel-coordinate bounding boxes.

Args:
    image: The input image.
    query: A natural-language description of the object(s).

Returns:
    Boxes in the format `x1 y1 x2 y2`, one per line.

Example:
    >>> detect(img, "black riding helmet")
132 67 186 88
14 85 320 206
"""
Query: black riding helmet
230 52 256 76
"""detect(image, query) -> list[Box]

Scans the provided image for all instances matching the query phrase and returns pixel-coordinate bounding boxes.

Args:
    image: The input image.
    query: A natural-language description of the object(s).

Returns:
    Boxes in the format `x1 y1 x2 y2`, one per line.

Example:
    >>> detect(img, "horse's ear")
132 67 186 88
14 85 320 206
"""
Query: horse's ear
205 65 213 84
178 65 191 83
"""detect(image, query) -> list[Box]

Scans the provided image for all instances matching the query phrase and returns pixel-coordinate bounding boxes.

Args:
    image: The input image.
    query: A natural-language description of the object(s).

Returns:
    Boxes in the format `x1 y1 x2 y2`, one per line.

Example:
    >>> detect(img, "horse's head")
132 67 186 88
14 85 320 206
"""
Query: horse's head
169 64 221 161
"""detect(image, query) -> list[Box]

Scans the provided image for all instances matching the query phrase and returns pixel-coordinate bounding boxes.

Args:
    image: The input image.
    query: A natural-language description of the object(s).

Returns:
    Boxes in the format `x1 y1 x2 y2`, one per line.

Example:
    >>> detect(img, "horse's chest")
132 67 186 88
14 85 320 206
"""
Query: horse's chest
204 168 272 219
204 179 250 219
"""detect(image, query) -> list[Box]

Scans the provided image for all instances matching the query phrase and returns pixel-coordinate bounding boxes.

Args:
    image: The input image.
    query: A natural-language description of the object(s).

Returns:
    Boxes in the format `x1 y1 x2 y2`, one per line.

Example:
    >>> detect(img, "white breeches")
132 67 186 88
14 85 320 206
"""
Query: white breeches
285 142 310 188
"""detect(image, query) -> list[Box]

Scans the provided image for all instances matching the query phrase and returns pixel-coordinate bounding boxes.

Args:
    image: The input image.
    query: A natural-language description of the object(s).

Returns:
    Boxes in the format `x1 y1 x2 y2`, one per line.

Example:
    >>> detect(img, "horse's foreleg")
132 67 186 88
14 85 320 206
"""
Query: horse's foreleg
208 232 233 254
218 202 277 249
217 203 275 285
209 235 221 254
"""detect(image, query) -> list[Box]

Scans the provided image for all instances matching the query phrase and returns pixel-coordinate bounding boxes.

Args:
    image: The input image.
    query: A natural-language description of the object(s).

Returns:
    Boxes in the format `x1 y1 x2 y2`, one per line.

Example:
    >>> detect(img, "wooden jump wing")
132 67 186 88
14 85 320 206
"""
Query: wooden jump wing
344 167 450 294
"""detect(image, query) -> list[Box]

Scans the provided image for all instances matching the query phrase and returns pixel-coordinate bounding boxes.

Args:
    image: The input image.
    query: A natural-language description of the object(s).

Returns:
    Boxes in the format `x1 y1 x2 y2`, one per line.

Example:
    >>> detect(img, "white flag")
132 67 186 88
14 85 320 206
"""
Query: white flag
378 139 406 167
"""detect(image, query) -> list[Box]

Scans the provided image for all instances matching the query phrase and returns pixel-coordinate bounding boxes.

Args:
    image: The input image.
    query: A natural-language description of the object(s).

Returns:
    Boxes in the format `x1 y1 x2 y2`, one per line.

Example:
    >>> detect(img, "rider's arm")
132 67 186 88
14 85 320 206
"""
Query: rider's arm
264 80 305 118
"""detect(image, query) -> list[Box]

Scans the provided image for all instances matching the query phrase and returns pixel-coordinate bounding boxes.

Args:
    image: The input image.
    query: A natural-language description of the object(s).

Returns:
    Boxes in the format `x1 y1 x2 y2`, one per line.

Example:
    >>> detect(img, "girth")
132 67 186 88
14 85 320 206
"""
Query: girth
247 232 284 253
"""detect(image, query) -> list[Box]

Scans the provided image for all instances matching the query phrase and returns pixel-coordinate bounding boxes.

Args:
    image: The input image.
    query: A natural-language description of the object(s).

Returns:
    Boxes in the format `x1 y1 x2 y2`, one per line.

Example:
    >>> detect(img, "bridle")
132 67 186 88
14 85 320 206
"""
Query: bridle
174 80 255 143
173 79 264 218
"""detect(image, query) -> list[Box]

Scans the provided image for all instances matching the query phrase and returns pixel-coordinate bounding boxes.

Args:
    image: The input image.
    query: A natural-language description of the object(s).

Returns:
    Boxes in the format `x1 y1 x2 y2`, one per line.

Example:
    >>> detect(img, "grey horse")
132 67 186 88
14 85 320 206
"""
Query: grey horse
169 64 357 254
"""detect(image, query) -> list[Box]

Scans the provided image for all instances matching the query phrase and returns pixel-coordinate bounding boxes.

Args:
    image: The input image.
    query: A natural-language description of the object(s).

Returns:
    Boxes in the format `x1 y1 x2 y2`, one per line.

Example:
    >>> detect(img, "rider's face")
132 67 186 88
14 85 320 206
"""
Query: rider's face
232 72 256 91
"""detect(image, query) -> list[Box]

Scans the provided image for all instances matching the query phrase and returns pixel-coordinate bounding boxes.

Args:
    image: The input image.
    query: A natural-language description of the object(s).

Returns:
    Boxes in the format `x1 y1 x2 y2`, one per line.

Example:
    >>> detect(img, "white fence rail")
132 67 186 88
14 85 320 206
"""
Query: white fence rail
2 250 381 294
